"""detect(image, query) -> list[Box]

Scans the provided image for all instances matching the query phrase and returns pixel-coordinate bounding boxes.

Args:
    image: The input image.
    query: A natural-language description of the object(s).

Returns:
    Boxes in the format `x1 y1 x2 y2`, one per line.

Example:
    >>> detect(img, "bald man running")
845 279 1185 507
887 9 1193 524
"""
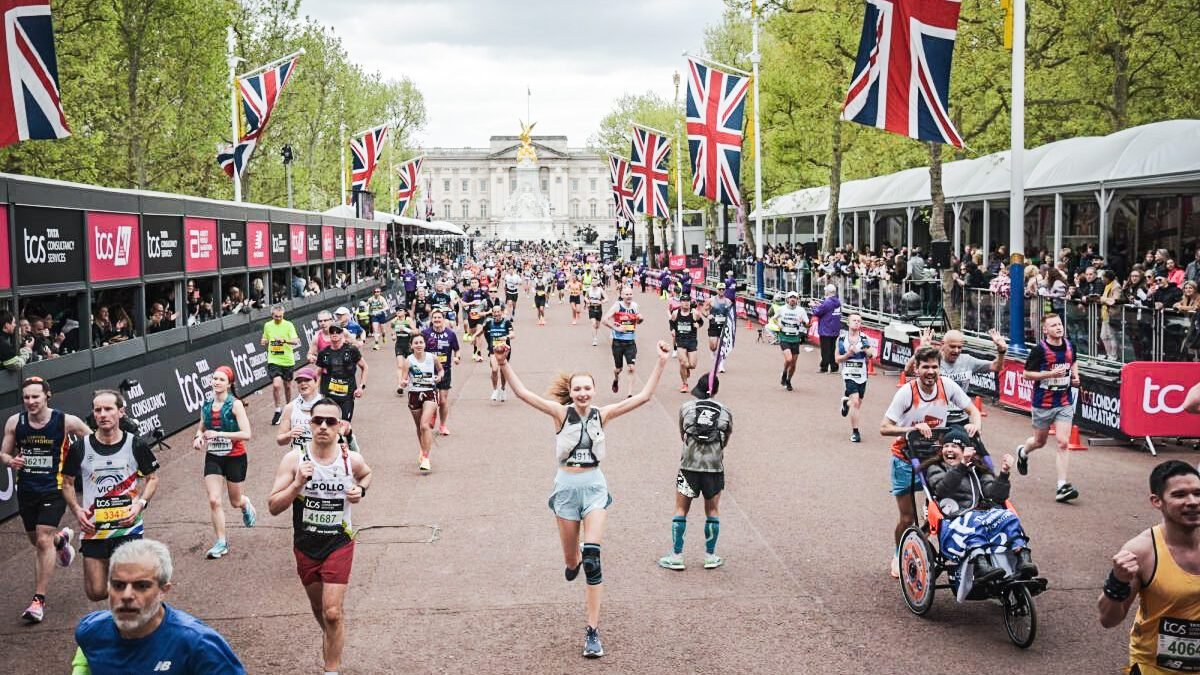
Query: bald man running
914 327 1008 416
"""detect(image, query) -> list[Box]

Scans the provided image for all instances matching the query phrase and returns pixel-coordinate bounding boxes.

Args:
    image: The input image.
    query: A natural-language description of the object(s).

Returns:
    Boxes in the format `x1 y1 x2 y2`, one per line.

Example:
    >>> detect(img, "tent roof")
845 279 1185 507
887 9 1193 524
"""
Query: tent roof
320 205 465 236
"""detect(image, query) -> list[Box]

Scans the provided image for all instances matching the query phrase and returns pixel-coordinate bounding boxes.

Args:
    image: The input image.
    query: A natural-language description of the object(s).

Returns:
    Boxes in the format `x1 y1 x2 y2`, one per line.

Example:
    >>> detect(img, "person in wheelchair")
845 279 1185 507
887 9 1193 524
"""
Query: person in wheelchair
922 428 1038 584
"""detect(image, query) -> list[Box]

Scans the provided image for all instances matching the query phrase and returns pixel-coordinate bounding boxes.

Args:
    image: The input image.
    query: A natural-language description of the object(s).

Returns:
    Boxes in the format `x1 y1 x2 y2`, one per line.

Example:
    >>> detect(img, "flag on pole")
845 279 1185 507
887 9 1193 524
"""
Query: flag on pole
0 0 70 148
395 156 423 216
708 312 736 392
607 154 635 223
629 125 671 219
350 123 389 194
685 57 749 206
424 177 434 220
840 0 964 148
217 52 300 177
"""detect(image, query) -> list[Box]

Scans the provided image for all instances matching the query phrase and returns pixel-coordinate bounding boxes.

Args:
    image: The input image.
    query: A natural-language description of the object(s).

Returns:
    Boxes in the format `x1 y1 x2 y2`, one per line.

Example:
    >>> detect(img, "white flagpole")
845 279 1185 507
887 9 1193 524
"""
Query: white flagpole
673 71 684 254
750 1 764 296
340 118 347 205
227 27 242 202
1008 0 1027 349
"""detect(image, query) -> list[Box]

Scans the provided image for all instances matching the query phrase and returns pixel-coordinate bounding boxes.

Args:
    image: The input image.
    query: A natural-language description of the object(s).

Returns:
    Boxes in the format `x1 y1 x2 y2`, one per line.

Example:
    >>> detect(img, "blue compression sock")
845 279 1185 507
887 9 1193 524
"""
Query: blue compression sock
705 517 720 555
672 516 687 555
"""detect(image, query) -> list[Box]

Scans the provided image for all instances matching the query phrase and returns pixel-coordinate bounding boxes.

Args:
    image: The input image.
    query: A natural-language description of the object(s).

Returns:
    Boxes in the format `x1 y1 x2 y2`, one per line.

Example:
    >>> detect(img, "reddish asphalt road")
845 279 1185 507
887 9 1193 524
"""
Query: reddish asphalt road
0 289 1184 674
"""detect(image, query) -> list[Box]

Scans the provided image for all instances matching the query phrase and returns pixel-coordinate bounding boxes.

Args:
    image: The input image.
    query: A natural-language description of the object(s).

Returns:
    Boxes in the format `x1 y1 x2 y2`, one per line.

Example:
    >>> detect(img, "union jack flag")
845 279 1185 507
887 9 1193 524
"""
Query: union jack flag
841 0 964 148
0 0 69 148
607 154 635 223
685 57 749 206
350 123 389 196
629 126 670 219
217 52 300 177
395 156 423 216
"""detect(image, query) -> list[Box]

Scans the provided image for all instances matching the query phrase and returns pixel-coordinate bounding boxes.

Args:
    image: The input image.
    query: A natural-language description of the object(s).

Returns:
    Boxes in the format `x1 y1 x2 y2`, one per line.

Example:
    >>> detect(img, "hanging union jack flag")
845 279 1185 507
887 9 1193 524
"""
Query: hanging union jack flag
841 0 964 148
350 123 389 196
607 154 635 223
629 125 670 219
218 52 301 178
0 0 70 149
685 57 749 206
395 156 423 216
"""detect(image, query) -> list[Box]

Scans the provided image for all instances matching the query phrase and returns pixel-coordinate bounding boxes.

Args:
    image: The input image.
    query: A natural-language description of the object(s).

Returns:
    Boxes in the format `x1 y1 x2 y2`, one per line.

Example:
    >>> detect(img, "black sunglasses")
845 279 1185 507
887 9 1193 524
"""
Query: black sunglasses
310 416 340 428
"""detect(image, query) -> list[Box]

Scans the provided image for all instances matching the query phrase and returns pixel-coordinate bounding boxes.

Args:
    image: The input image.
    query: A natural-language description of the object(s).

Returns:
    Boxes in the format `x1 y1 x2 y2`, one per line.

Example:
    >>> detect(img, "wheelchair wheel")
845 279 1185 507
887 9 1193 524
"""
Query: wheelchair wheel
899 527 936 616
1002 585 1037 648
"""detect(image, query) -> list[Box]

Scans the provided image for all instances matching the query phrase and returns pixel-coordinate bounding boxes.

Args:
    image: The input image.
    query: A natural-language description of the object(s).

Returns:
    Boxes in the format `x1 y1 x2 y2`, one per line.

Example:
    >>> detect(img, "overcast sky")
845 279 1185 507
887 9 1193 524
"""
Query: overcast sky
300 0 729 149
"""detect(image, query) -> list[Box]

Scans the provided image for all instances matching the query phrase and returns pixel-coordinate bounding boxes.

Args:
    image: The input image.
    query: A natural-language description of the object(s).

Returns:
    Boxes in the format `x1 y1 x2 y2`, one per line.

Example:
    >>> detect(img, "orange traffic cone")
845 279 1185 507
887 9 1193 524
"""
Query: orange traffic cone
1068 425 1087 451
746 317 754 329
896 370 907 388
867 359 876 377
974 395 988 417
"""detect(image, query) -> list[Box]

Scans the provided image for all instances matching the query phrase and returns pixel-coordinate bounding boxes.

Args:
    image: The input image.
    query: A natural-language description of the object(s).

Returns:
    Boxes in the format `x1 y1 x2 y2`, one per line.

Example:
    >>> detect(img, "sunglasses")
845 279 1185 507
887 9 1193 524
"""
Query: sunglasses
310 416 340 428
294 377 313 383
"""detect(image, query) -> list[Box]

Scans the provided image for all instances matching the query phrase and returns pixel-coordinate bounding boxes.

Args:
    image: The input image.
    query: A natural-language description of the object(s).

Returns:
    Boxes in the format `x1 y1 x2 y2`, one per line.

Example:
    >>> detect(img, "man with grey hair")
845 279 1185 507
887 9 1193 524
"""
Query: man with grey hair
262 304 301 426
71 538 244 674
307 310 335 365
810 284 842 374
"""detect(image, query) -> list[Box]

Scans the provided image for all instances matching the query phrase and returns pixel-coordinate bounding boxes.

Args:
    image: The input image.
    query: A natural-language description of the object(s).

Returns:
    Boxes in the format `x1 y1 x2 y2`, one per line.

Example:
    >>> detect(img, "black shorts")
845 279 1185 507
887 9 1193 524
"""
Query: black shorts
611 340 638 368
676 469 724 499
708 325 726 338
268 363 294 382
780 341 800 355
534 297 546 308
81 534 142 560
569 295 581 305
437 368 452 390
843 379 867 398
675 339 698 353
588 306 603 321
394 341 412 358
327 396 355 421
407 390 437 411
506 292 518 303
467 317 482 331
203 453 248 482
17 489 66 532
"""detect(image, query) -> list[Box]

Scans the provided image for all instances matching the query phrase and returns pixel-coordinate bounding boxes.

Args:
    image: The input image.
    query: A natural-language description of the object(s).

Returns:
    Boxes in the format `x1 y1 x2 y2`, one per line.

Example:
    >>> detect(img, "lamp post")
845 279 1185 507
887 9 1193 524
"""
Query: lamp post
280 144 294 209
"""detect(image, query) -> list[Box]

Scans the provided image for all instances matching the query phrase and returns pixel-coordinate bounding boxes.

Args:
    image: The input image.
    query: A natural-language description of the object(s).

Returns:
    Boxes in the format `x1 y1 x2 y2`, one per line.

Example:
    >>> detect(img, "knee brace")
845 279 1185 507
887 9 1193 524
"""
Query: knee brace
581 543 602 586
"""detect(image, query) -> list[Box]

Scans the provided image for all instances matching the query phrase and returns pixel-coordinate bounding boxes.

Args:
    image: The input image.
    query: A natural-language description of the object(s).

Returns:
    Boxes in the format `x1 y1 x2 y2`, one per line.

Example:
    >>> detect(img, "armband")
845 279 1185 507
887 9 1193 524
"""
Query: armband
1104 570 1132 601
359 486 367 498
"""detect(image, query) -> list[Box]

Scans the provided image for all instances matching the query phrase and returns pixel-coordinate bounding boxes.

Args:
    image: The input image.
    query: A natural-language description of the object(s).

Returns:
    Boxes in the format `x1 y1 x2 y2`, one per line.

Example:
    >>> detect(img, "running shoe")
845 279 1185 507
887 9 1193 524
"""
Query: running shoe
474 353 483 362
703 554 724 569
21 597 44 623
206 540 229 559
850 430 862 443
1016 445 1028 476
780 371 787 386
592 337 598 347
785 380 793 392
490 390 499 402
840 397 850 418
679 383 689 393
372 343 379 351
55 527 75 567
718 365 725 373
889 554 900 579
397 387 404 395
242 499 257 528
583 626 604 658
1055 483 1079 503
439 425 450 436
419 456 431 472
611 378 619 394
270 410 282 426
658 553 685 570
670 349 677 358
499 389 507 402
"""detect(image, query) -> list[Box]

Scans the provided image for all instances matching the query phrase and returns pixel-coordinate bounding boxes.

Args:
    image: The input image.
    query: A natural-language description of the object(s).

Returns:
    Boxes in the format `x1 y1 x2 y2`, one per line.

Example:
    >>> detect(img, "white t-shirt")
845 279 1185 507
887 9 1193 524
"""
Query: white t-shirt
939 353 994 413
885 375 972 459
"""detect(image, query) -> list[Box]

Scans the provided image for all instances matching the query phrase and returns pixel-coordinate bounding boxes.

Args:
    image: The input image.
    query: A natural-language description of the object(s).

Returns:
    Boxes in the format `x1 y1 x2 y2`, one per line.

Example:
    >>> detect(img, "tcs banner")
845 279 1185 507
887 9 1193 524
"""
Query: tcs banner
1119 362 1200 438
998 360 1033 412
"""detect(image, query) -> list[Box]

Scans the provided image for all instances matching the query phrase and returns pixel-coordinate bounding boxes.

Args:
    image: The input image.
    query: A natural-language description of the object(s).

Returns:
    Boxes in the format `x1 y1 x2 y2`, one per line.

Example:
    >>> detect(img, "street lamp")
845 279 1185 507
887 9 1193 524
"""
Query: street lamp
280 144 295 209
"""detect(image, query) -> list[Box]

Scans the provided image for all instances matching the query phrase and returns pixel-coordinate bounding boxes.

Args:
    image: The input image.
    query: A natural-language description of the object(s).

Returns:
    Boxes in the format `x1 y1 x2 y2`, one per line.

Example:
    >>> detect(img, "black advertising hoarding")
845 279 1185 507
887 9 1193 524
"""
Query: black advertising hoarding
354 229 365 258
15 206 86 286
143 215 184 276
306 224 321 261
334 226 346 258
270 222 290 264
219 220 246 268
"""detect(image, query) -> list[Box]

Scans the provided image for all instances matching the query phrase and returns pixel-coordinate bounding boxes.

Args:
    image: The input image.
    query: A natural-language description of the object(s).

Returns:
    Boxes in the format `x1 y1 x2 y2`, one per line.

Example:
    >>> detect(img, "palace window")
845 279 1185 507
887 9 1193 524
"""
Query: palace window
443 179 450 192
570 200 580 218
570 178 579 192
442 200 451 217
461 179 469 192
479 178 487 191
480 200 488 219
590 178 597 192
589 200 598 218
461 201 470 219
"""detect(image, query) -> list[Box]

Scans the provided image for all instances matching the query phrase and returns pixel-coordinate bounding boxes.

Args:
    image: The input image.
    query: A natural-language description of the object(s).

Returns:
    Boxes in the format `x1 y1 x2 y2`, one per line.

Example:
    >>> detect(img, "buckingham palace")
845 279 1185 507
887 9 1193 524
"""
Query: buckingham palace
418 134 616 242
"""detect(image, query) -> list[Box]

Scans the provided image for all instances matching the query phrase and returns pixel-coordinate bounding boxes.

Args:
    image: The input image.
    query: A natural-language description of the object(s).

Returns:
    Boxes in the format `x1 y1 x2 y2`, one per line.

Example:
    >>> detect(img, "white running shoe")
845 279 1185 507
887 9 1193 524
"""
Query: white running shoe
890 554 900 579
490 389 499 402
499 389 507 402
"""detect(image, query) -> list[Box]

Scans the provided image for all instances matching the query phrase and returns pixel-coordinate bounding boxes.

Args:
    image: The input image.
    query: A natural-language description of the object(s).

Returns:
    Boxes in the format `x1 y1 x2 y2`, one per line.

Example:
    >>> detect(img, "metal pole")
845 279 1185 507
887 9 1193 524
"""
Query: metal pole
1008 0 1027 351
673 71 685 255
227 27 241 202
286 162 293 209
340 119 347 206
751 0 764 298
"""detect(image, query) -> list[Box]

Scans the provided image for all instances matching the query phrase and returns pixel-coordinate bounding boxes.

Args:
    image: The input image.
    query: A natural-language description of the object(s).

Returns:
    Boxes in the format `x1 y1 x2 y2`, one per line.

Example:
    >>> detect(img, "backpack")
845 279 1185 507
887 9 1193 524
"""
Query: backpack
685 400 726 444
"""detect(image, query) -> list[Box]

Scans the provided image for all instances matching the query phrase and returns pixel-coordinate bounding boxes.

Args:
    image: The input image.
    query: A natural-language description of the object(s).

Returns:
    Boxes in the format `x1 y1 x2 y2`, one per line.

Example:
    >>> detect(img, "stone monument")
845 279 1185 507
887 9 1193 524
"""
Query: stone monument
497 120 558 241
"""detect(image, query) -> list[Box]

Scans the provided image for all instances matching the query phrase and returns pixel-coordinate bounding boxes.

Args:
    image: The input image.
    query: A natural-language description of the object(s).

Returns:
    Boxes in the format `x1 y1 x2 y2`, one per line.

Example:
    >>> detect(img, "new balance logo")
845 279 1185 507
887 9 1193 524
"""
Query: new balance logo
153 661 173 671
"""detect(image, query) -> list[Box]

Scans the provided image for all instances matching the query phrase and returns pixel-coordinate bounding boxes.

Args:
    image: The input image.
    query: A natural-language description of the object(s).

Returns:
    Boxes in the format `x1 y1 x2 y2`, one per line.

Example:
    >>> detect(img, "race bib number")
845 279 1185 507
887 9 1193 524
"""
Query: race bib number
843 359 866 378
21 453 53 470
781 322 799 335
492 335 509 346
328 379 350 396
437 353 449 364
712 314 726 325
206 436 233 456
302 496 345 534
291 430 312 450
268 340 286 355
1044 374 1070 390
677 323 692 334
94 494 132 529
1158 617 1200 671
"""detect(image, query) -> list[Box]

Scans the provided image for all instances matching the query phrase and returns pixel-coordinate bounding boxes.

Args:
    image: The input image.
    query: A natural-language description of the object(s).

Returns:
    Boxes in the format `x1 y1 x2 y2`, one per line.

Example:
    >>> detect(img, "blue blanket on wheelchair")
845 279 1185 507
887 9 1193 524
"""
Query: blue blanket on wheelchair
938 507 1028 564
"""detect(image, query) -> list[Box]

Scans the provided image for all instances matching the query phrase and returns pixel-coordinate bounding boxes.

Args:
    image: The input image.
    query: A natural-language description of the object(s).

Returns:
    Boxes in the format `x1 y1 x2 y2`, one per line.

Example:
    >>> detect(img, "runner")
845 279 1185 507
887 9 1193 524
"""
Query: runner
1099 460 1200 674
534 275 549 326
835 313 878 443
190 366 255 559
555 266 568 304
585 280 608 347
669 296 704 393
268 399 372 675
421 309 461 436
315 323 367 449
658 374 733 571
61 390 160 601
602 286 643 395
705 292 734 373
71 539 245 674
399 334 443 472
504 267 523 318
493 338 670 658
262 305 301 426
461 278 491 362
333 307 366 347
775 291 809 391
0 377 91 623
879 346 980 578
1015 313 1082 503
276 365 322 454
306 310 335 365
391 307 420 393
477 304 515 402
409 286 433 328
366 287 390 351
567 276 584 325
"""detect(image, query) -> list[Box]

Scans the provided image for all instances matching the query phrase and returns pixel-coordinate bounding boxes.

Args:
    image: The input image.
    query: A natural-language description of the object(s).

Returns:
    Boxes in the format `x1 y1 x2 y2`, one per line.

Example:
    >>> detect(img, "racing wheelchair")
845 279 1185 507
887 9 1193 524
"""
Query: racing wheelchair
897 427 1049 648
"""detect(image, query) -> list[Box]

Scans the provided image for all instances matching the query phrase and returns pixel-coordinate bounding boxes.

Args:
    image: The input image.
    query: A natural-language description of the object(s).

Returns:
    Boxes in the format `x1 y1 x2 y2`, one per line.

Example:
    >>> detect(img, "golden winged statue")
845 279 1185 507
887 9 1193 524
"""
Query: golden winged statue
516 119 537 163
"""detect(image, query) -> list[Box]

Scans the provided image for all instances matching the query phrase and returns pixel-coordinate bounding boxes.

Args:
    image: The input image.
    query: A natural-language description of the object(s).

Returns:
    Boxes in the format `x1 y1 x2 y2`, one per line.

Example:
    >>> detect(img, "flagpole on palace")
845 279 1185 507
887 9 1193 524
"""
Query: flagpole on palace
673 71 684 254
750 0 765 298
1008 0 1027 351
227 27 242 202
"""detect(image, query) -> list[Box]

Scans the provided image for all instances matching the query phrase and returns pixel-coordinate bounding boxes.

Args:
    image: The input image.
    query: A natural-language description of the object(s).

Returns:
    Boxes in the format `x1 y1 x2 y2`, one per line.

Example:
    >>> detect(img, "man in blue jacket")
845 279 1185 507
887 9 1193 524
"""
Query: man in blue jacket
810 284 842 373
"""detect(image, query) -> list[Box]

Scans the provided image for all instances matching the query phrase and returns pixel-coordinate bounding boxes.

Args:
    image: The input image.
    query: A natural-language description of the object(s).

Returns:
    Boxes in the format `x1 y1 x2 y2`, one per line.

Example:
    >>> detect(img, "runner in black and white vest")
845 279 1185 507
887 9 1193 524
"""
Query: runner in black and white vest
835 313 878 444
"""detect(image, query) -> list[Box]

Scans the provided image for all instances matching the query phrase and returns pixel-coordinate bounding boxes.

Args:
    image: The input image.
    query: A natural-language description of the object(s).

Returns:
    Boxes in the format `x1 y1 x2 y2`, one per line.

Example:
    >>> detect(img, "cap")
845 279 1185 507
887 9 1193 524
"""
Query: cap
294 365 319 381
327 323 345 333
941 428 973 449
786 290 799 298
334 306 351 316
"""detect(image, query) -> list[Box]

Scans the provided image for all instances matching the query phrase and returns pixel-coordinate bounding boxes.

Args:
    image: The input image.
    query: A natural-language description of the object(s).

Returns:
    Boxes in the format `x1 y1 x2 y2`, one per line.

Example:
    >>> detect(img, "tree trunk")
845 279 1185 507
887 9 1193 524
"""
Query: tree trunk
645 217 657 267
821 117 843 255
704 201 718 256
928 142 946 243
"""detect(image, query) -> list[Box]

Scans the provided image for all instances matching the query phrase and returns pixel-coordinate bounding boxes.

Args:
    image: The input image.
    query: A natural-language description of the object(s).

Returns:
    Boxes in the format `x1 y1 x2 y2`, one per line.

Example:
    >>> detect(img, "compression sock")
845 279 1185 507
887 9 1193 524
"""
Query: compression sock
672 516 687 555
705 517 720 555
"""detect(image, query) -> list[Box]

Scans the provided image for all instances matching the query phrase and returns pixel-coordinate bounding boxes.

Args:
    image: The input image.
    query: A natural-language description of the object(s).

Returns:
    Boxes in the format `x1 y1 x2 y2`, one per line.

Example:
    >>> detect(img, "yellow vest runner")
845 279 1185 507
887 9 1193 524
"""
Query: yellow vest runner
1129 525 1200 674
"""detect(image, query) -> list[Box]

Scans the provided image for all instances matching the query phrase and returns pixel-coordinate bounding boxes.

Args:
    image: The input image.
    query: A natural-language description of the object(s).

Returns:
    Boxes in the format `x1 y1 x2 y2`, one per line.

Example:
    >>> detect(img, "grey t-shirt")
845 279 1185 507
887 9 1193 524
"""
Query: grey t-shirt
940 354 993 413
678 399 733 472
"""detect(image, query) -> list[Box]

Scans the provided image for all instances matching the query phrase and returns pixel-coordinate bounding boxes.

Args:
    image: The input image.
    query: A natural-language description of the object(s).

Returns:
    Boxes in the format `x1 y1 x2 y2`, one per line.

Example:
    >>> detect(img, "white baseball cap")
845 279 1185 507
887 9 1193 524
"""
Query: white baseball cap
334 306 351 316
